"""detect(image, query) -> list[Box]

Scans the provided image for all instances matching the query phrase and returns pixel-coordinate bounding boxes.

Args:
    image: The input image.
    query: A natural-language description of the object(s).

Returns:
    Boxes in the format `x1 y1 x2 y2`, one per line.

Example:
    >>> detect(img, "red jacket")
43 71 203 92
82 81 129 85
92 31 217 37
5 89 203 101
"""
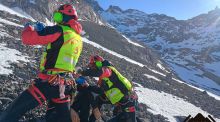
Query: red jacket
21 20 82 45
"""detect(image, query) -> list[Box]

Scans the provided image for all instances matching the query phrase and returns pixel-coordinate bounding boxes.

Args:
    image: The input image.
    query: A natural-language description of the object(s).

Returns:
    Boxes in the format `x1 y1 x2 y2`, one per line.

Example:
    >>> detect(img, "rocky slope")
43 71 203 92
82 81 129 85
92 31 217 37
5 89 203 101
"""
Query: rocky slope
0 1 220 122
0 0 104 24
100 5 220 96
0 1 171 121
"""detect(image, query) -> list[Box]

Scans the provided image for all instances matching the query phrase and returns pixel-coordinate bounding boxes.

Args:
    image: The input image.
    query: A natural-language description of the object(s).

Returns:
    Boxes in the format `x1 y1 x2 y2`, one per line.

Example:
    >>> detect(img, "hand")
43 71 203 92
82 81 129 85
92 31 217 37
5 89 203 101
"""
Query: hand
75 76 86 85
93 107 102 120
34 21 45 31
23 21 45 31
82 82 89 87
71 109 80 122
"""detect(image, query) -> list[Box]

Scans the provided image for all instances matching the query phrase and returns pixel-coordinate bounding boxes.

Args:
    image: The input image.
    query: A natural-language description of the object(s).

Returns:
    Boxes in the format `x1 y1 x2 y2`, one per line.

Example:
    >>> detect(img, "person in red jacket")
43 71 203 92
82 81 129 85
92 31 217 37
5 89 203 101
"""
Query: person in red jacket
0 4 82 122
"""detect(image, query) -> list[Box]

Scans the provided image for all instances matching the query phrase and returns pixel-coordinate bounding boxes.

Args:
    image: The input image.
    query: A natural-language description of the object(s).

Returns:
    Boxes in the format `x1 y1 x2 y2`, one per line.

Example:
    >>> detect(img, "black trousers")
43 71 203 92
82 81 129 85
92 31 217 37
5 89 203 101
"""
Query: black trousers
71 86 95 122
108 98 137 122
0 78 72 122
108 112 136 122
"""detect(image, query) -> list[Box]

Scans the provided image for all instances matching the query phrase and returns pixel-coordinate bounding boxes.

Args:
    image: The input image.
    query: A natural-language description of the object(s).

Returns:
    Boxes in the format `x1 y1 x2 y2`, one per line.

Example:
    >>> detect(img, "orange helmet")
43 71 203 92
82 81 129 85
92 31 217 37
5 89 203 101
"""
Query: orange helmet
53 4 78 23
58 4 78 20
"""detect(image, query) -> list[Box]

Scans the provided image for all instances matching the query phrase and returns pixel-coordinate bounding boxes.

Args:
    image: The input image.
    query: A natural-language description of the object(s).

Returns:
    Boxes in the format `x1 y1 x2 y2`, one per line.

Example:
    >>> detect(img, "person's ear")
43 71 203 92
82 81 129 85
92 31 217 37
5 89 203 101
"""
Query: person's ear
95 61 102 68
53 12 63 23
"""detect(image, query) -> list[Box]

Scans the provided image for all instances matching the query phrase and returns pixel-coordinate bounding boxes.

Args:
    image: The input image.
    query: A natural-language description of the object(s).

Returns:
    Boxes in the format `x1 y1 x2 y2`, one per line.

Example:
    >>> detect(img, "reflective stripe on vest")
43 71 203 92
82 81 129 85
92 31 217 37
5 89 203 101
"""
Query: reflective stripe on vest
103 66 132 104
40 25 82 73
105 87 124 104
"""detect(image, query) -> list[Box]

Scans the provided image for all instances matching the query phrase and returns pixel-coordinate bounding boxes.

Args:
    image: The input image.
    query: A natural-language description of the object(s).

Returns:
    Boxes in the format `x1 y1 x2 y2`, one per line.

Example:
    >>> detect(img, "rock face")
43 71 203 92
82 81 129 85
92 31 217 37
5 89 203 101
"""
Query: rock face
0 1 220 122
100 6 220 96
0 0 104 24
81 21 159 66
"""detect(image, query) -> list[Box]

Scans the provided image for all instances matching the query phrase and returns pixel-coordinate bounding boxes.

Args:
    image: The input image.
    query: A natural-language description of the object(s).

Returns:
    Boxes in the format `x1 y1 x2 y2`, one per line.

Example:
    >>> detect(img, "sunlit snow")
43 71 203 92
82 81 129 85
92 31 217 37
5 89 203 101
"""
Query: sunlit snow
0 43 28 75
135 83 220 122
0 4 35 21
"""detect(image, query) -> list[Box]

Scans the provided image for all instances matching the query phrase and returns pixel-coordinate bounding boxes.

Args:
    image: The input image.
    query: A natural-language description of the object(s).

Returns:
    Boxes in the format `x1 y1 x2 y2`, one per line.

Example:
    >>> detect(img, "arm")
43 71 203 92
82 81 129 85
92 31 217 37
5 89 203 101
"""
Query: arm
87 85 104 95
81 68 102 77
21 25 62 45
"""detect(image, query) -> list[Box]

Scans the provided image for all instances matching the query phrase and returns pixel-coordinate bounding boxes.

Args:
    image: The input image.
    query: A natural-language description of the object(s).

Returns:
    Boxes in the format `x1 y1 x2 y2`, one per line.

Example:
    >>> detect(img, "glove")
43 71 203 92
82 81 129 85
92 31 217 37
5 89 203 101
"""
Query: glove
23 21 45 31
33 21 45 31
75 76 86 85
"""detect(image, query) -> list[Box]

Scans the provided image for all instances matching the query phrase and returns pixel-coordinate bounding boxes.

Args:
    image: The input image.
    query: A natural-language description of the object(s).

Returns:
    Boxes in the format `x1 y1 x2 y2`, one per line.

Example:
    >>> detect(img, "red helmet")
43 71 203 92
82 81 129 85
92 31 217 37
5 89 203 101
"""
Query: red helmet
89 55 104 68
58 4 78 20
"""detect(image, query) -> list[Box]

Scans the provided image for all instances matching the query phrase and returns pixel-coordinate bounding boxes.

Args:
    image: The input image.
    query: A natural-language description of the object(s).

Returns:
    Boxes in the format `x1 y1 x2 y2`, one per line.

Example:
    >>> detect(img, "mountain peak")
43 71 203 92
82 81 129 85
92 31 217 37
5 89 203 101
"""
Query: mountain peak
84 0 104 12
215 6 219 10
124 8 148 15
208 6 220 15
107 5 123 13
188 7 220 26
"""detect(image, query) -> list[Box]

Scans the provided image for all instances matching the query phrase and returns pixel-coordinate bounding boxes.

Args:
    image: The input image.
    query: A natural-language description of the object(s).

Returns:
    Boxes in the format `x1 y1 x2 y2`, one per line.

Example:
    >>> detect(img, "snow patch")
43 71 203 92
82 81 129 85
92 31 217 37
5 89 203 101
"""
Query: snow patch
133 82 143 88
136 87 220 122
0 29 11 37
33 45 42 48
105 23 116 29
172 78 220 101
0 4 34 21
148 68 166 77
212 51 220 57
157 63 166 71
29 0 36 4
45 18 54 26
169 63 220 96
143 74 161 82
204 62 220 77
147 66 220 100
82 38 144 67
0 43 28 75
12 7 35 21
0 18 23 27
121 35 145 48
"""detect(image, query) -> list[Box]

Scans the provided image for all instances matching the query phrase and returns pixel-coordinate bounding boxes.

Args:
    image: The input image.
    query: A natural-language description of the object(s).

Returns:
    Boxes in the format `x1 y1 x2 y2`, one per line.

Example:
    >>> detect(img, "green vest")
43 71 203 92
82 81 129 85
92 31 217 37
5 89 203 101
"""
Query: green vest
103 66 132 104
40 25 82 74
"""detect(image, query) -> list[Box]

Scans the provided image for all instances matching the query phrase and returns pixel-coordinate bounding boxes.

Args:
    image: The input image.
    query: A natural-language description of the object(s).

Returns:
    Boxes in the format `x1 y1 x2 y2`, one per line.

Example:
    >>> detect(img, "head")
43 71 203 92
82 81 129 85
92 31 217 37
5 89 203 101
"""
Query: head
88 55 104 69
53 4 78 24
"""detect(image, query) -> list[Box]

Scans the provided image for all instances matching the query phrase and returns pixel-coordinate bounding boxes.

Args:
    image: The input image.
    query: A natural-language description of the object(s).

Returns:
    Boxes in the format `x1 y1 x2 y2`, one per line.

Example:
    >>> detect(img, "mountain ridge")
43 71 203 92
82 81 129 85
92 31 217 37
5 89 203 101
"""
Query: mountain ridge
100 4 220 96
0 0 220 121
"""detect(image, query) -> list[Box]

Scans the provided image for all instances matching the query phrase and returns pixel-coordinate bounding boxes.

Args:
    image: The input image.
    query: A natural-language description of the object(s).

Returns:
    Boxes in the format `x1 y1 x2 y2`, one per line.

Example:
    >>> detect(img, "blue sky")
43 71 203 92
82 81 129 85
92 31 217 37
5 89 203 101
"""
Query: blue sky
96 0 220 20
